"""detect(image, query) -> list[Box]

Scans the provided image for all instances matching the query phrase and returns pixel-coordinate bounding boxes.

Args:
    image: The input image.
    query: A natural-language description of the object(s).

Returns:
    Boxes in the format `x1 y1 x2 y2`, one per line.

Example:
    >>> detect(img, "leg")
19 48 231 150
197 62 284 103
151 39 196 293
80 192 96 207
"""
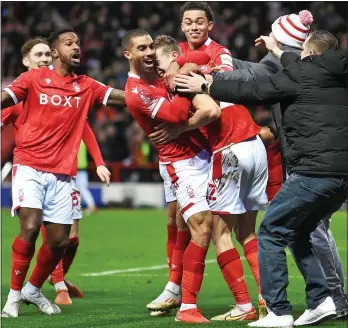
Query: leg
76 170 96 212
210 214 257 321
2 164 44 318
235 211 263 300
310 217 347 316
166 201 177 274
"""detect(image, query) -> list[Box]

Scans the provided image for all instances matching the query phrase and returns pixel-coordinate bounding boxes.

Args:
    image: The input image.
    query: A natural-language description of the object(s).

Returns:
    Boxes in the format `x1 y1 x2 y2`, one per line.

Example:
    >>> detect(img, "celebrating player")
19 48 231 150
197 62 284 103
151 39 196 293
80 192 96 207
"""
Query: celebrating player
148 2 268 320
123 29 226 323
1 36 111 308
1 28 124 318
151 35 269 323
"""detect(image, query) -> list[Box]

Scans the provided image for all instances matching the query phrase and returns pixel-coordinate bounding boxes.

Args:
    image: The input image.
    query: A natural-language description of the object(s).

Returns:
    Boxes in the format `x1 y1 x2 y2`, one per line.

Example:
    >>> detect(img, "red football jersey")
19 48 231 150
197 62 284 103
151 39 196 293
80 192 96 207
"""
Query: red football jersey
3 66 112 175
125 73 204 163
179 37 234 72
1 103 23 134
179 43 261 152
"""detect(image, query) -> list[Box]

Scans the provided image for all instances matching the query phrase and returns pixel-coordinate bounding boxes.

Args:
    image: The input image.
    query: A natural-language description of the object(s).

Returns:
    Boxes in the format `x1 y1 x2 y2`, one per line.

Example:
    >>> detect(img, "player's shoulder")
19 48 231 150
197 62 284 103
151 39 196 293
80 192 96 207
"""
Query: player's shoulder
209 39 231 55
179 41 188 51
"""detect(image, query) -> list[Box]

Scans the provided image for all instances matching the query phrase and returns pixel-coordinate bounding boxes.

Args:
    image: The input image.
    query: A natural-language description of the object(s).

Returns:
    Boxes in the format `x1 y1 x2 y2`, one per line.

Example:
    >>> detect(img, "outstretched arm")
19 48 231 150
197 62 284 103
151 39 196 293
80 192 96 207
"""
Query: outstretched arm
1 90 16 109
105 89 126 106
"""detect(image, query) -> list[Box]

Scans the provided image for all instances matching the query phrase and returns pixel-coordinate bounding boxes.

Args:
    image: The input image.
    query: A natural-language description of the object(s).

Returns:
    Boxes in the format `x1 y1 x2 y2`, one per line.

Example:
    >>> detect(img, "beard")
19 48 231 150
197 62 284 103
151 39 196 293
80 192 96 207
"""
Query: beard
134 59 157 81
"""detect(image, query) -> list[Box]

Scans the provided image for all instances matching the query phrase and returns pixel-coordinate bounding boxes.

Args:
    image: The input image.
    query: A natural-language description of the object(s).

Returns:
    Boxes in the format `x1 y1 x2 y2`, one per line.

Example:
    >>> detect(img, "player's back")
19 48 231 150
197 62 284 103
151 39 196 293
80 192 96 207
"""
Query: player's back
125 75 203 163
205 102 261 153
5 66 111 175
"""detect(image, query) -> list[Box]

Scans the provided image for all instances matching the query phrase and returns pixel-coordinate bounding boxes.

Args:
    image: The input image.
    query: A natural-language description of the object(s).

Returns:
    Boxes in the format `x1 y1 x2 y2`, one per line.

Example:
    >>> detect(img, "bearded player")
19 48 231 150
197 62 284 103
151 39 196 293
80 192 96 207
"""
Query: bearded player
1 37 111 309
123 29 239 323
148 1 270 319
1 28 124 318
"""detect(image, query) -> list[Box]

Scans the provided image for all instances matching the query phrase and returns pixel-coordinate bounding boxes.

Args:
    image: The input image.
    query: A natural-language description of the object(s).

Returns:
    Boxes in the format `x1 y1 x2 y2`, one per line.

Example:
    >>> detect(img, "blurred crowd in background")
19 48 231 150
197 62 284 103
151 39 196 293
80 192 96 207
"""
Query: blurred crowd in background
2 1 347 166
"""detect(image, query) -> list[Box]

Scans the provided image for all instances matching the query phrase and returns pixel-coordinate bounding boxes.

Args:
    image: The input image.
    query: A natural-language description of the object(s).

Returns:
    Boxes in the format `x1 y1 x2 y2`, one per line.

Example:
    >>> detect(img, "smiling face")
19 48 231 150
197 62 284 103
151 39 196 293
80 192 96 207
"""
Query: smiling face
181 9 213 49
155 47 178 79
52 32 81 68
22 43 52 70
124 34 156 76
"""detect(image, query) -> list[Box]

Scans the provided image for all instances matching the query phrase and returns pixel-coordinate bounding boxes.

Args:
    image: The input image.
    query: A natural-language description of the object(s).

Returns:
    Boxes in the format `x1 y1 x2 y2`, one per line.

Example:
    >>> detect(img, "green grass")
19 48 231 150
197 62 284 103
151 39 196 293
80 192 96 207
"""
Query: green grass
1 209 347 327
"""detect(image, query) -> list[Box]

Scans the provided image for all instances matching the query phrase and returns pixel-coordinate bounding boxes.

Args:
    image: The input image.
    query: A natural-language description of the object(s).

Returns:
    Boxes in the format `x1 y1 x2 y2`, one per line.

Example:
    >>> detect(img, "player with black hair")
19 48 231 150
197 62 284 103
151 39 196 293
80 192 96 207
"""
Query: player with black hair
1 28 125 317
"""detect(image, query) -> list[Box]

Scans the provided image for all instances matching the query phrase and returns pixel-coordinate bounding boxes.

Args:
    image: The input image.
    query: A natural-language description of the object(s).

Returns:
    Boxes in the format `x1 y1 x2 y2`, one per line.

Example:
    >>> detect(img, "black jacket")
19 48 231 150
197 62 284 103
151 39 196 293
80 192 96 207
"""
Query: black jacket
210 50 348 178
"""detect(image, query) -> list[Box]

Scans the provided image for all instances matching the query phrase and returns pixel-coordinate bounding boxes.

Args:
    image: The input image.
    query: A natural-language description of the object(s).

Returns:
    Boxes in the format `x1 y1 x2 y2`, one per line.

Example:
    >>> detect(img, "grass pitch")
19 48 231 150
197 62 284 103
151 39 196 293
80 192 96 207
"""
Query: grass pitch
1 209 347 327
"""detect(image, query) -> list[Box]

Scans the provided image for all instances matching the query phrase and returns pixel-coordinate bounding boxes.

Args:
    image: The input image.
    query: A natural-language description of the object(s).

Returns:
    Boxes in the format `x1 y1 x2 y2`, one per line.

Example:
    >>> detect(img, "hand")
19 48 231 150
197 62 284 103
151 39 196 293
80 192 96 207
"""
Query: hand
178 63 202 75
163 61 180 92
149 123 185 145
174 72 207 94
255 35 278 52
96 165 111 186
204 74 213 83
210 65 224 72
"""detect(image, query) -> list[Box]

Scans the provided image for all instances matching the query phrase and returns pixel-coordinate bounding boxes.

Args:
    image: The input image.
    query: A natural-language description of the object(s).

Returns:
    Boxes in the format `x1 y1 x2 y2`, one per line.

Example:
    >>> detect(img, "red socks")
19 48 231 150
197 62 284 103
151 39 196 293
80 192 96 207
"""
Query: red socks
169 230 191 285
244 239 261 295
29 242 65 288
182 241 208 304
217 248 251 305
266 138 283 201
167 225 177 273
11 237 35 291
62 237 79 275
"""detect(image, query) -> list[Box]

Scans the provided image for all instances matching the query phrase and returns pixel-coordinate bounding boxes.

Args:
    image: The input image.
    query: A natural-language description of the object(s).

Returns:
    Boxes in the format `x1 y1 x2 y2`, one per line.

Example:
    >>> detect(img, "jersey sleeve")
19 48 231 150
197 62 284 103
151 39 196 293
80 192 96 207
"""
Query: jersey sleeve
3 71 34 104
89 78 113 105
82 121 105 167
129 86 191 124
212 47 234 72
1 107 15 127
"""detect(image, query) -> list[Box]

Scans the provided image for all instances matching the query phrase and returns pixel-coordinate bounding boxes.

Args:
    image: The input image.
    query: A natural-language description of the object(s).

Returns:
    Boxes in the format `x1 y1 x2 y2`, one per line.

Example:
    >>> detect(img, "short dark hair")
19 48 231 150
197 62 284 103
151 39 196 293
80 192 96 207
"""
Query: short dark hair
307 30 339 53
21 37 49 58
153 35 182 55
180 2 214 22
47 28 75 47
122 29 150 51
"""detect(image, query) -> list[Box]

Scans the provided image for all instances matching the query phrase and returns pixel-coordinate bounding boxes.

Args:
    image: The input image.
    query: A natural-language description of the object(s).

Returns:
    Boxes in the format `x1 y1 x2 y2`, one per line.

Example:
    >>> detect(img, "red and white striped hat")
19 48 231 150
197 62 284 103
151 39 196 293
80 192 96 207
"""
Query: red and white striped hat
272 10 314 49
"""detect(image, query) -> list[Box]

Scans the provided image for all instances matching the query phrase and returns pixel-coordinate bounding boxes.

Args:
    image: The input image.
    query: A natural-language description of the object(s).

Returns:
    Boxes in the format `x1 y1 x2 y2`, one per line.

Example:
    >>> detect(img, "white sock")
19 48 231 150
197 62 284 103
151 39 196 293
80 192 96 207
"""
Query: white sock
23 282 40 295
165 281 181 295
54 281 68 292
8 289 21 301
180 303 197 311
237 302 253 312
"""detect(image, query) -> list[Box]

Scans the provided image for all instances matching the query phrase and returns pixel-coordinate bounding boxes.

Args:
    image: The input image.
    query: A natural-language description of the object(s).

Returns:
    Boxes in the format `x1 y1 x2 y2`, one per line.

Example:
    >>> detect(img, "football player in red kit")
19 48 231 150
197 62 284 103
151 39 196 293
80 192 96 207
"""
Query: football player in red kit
1 28 124 318
150 35 268 323
149 2 271 320
1 37 110 308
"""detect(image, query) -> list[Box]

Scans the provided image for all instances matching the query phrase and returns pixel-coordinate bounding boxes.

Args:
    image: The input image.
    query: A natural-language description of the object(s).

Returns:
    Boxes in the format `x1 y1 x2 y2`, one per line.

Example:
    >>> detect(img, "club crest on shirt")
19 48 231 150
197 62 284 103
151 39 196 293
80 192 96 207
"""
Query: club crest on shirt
73 82 81 92
19 189 24 202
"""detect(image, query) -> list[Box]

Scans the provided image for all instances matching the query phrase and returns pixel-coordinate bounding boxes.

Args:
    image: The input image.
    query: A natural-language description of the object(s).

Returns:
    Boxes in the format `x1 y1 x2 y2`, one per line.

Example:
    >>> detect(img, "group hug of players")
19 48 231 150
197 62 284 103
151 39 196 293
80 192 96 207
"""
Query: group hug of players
1 1 320 326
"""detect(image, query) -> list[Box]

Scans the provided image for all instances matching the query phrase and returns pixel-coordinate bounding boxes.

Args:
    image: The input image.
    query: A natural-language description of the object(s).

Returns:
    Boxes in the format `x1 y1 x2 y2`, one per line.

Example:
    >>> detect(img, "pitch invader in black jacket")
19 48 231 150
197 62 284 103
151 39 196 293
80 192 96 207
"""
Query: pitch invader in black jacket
176 30 348 327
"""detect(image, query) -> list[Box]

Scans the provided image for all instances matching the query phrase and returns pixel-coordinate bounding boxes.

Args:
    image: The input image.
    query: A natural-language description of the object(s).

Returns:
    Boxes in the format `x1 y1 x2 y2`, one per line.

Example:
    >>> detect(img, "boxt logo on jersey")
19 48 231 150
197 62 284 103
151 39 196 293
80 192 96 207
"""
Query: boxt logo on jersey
39 94 81 108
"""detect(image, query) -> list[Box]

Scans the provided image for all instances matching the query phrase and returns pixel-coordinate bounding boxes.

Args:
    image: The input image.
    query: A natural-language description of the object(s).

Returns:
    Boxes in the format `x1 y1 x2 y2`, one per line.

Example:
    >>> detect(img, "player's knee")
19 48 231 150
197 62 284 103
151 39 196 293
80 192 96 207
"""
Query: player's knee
47 236 69 251
18 212 41 243
188 211 212 247
167 201 178 227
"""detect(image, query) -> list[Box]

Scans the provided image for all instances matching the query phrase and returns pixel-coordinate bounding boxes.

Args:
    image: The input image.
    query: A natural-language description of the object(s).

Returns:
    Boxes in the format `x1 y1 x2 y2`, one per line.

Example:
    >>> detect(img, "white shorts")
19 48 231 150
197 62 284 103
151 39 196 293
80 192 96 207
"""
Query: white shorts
11 164 74 224
159 163 176 203
165 150 211 222
208 136 268 214
71 178 83 220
